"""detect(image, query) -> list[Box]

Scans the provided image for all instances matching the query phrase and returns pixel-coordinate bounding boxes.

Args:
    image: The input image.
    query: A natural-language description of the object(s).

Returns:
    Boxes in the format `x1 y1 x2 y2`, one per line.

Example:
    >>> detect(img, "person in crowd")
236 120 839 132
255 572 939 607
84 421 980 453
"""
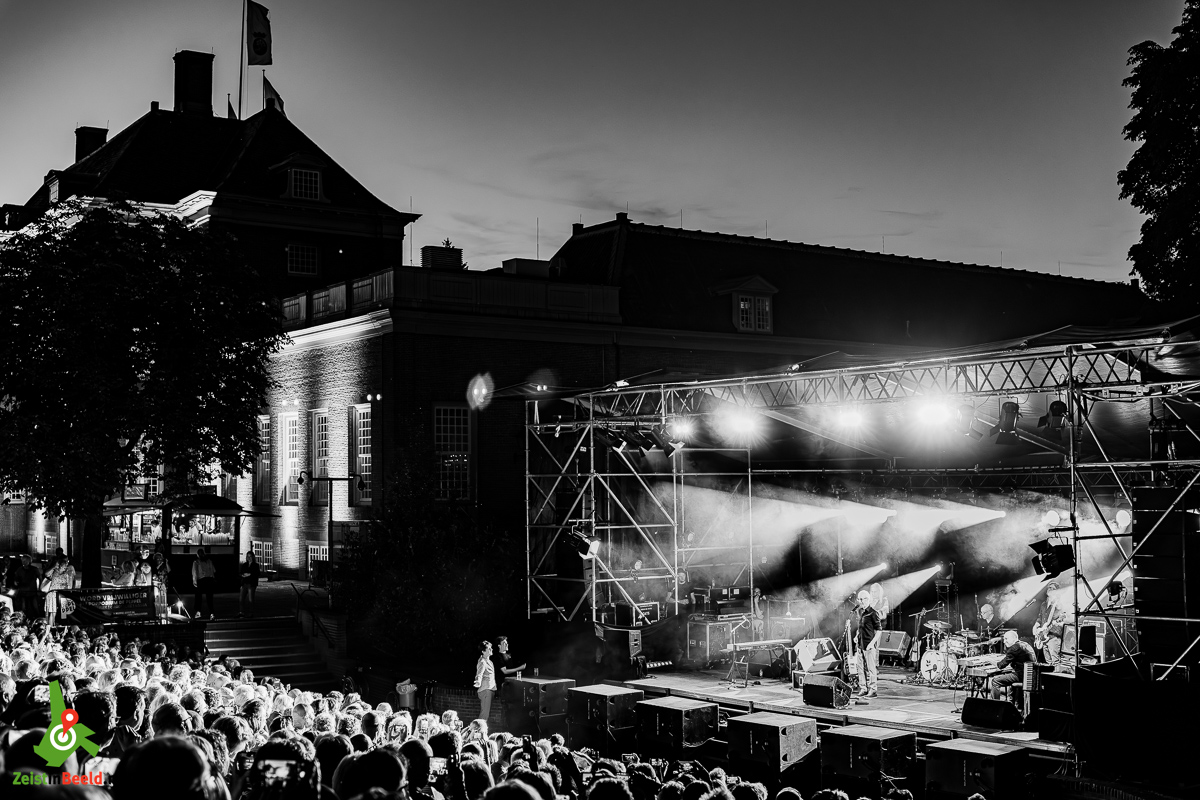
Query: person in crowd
113 735 223 800
851 589 881 698
134 558 154 587
191 547 217 619
151 551 171 616
990 629 1037 704
475 640 497 724
111 560 137 587
239 549 260 618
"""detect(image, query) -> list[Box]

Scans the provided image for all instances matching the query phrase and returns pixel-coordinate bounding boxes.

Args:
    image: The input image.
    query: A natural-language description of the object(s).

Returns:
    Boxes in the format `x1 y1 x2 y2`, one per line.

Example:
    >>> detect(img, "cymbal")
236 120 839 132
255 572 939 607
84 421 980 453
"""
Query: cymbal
924 620 952 632
957 630 981 640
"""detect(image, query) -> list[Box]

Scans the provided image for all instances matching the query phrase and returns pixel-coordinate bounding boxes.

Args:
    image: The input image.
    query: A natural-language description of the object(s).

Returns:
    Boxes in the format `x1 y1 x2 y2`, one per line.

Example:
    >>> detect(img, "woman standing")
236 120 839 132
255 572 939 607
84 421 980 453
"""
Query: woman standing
239 550 260 618
42 554 75 624
473 640 496 724
112 560 136 587
151 552 171 618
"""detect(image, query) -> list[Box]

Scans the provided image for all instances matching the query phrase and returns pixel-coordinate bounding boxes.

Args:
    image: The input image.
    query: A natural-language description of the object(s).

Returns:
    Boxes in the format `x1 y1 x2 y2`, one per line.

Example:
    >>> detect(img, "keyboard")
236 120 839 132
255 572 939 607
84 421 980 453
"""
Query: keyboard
960 653 1004 676
730 638 792 652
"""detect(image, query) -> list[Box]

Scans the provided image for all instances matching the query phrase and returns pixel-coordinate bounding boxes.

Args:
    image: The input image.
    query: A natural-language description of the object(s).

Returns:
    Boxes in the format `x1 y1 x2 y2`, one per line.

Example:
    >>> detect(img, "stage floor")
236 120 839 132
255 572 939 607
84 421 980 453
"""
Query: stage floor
621 665 1073 759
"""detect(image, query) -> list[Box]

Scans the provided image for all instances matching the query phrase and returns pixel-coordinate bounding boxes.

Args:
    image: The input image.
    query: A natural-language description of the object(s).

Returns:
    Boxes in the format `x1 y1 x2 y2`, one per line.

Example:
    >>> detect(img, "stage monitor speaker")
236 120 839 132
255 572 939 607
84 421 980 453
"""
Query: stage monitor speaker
567 685 643 730
793 637 840 673
509 712 567 738
726 712 818 773
1039 671 1074 713
1062 622 1098 658
961 697 1023 731
877 630 911 658
925 739 1029 800
566 722 636 756
507 676 576 717
636 696 718 750
820 725 916 780
769 616 807 644
801 674 851 709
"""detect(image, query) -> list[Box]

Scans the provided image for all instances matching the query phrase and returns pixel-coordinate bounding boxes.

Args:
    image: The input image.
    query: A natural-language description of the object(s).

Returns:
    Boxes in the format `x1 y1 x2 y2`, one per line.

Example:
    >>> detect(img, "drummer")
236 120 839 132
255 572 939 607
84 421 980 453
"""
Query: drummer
977 603 997 638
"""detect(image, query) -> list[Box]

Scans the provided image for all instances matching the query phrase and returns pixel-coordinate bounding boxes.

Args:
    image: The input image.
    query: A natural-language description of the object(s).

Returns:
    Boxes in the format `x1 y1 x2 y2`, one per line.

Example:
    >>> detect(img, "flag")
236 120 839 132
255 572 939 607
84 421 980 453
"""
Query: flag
247 1 272 66
263 74 285 117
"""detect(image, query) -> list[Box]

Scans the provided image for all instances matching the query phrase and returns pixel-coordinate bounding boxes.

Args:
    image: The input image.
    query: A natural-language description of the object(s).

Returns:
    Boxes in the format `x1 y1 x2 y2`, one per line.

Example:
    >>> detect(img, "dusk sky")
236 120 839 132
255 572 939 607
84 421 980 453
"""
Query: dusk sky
0 1 1185 284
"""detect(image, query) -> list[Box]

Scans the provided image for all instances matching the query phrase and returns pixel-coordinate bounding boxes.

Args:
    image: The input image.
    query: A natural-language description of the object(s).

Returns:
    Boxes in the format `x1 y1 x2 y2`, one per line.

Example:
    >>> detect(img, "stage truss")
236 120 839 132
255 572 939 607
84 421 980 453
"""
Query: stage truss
525 340 1200 678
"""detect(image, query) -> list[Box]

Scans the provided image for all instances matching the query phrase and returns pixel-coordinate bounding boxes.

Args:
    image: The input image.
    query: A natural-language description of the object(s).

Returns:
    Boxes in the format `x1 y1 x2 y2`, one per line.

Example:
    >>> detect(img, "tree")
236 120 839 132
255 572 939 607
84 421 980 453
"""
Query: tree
0 200 285 585
1118 1 1200 303
339 444 523 668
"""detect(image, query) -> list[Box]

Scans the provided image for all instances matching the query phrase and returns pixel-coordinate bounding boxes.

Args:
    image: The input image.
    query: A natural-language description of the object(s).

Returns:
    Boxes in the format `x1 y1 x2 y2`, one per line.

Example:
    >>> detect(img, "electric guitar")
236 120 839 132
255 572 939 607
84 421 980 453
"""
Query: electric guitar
1032 620 1050 650
843 617 858 682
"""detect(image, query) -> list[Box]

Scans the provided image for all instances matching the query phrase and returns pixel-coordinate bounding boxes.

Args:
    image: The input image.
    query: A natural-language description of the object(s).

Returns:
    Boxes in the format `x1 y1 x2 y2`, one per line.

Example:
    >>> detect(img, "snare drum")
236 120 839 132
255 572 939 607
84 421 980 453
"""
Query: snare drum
946 635 967 656
920 650 959 682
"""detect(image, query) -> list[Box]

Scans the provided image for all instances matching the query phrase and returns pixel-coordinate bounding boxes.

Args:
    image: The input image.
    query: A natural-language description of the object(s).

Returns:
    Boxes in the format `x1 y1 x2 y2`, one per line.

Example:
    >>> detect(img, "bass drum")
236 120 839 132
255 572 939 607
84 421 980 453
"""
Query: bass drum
920 650 959 682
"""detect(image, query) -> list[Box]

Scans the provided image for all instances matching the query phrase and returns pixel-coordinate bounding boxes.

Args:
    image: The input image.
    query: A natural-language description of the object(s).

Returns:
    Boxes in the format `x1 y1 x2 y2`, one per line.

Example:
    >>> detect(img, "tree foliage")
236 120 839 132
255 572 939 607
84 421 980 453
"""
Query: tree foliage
1118 1 1200 302
0 200 284 518
339 446 523 667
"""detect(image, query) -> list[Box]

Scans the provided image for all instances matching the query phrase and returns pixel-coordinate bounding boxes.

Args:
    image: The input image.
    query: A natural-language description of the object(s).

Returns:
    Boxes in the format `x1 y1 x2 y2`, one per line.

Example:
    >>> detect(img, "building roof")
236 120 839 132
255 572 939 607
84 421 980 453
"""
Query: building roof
550 215 1165 349
21 105 410 223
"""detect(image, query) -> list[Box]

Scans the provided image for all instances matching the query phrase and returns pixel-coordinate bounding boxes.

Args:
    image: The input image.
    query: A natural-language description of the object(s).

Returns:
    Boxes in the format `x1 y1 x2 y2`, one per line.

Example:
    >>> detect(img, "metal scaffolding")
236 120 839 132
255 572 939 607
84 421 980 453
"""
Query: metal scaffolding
525 339 1200 677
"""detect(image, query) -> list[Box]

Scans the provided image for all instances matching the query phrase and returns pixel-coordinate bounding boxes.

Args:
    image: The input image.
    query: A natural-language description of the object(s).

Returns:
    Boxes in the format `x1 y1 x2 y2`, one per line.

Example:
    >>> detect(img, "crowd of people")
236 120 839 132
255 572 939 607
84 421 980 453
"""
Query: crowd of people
0 599 999 799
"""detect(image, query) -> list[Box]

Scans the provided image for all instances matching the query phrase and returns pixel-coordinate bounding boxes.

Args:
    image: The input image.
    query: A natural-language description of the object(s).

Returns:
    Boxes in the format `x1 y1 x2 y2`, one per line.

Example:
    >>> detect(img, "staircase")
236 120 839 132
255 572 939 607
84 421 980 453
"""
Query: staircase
205 616 339 692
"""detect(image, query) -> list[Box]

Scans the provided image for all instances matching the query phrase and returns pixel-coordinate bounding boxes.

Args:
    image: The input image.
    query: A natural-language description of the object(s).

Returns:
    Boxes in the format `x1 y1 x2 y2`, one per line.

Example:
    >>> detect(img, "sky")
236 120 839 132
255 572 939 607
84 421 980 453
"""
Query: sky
0 1 1186 283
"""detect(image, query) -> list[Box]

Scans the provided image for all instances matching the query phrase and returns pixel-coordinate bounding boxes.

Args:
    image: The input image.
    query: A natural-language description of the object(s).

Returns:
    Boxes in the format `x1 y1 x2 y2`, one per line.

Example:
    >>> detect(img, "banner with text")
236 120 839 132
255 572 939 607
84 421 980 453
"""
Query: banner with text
56 587 156 625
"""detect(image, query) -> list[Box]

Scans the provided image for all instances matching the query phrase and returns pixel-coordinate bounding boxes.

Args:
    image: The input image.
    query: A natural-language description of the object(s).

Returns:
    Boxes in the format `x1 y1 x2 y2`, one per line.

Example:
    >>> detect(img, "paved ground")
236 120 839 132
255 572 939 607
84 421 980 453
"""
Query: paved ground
172 576 328 619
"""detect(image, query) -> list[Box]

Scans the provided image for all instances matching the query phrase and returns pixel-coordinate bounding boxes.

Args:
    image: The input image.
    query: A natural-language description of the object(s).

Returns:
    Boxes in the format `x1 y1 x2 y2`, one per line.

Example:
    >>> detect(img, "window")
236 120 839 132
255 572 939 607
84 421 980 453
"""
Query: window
44 534 57 555
254 416 272 505
48 179 60 204
349 404 372 503
308 544 329 577
287 244 319 276
311 411 329 505
735 293 772 333
283 414 300 504
435 406 471 500
252 540 275 568
291 169 320 200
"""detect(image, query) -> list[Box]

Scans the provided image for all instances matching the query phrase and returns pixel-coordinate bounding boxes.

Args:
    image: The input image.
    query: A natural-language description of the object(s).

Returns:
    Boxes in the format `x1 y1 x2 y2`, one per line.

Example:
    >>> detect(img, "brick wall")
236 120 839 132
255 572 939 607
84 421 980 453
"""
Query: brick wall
240 331 385 574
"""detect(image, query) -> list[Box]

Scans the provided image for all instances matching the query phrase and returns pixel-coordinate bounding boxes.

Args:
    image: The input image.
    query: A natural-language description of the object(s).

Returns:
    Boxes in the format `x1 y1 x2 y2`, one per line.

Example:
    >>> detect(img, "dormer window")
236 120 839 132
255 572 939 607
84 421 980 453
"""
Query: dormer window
711 275 778 335
291 169 320 200
737 294 773 333
48 179 60 204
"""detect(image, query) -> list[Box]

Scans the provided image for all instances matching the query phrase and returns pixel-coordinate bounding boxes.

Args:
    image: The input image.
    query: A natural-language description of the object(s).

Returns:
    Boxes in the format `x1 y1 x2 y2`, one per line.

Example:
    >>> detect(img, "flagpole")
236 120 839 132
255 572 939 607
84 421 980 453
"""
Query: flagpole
237 0 246 119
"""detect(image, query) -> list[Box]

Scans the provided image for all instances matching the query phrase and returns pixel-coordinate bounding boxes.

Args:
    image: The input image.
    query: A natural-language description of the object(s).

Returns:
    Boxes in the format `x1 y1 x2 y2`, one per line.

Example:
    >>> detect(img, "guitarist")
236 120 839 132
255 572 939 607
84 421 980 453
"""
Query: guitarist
1033 582 1066 664
851 589 882 698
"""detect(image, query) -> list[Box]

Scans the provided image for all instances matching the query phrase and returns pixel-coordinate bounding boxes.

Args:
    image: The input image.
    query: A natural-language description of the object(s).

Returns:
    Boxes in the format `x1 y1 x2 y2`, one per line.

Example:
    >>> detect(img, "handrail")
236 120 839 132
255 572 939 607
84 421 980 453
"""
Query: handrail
292 583 334 648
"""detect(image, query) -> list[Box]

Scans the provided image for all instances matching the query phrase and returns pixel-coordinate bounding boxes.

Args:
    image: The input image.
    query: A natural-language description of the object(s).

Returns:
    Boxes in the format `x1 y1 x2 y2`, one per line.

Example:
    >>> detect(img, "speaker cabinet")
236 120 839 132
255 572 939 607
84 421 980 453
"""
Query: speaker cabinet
961 697 1023 731
769 616 808 644
507 676 575 717
801 674 851 709
925 740 1029 800
636 696 718 750
567 685 643 730
726 712 818 773
877 630 912 658
820 725 916 780
566 722 636 756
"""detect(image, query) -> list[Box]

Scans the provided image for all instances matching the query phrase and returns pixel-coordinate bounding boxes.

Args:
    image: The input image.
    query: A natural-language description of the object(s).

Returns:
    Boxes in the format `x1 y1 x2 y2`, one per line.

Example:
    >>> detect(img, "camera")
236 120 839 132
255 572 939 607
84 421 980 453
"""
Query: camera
252 759 314 787
430 757 448 777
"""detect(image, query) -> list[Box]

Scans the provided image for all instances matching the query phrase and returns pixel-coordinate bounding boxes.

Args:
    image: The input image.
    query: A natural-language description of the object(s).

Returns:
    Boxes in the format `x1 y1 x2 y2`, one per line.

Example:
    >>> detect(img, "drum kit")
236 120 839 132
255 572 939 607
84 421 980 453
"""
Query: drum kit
915 619 1003 685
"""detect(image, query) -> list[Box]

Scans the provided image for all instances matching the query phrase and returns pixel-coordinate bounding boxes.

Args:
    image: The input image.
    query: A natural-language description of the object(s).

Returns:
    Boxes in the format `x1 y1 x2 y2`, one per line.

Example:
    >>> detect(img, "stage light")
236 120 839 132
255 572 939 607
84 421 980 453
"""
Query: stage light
990 401 1021 444
918 402 952 425
1042 510 1061 527
838 409 863 427
467 373 494 410
1037 400 1068 431
1115 509 1132 529
633 559 643 571
566 528 599 558
878 562 888 572
648 428 681 458
670 418 695 440
954 404 983 440
1030 538 1075 580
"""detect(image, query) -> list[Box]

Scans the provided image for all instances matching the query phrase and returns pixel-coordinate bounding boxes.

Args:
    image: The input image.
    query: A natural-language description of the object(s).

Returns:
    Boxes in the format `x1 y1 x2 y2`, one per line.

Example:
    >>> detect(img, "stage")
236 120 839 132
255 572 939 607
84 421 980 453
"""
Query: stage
620 664 1074 762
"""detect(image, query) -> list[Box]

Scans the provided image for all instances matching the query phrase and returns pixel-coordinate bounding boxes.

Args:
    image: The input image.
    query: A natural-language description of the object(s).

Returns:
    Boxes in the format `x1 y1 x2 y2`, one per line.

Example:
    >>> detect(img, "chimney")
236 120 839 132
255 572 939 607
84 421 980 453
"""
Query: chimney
615 212 628 222
74 126 108 163
173 50 215 115
421 244 465 271
572 222 583 235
